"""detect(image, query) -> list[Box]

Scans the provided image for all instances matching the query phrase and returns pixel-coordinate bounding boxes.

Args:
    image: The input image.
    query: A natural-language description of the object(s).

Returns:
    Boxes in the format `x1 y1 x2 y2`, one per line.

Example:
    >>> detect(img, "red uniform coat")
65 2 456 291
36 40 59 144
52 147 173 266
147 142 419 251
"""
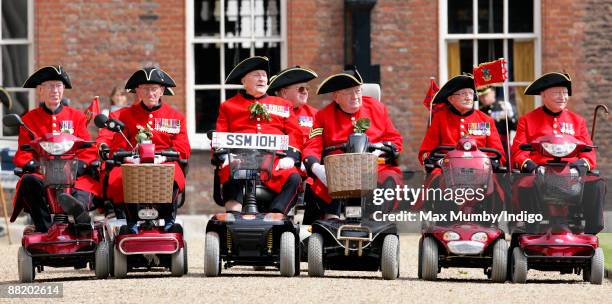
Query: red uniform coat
419 106 506 165
511 106 596 170
216 93 303 193
12 104 101 214
302 96 403 203
106 102 191 203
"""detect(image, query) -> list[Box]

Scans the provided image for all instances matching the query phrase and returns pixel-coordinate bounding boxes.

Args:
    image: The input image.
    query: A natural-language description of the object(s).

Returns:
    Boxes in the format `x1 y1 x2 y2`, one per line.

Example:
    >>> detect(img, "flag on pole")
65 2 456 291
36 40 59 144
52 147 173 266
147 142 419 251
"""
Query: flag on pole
85 96 100 125
473 58 508 89
422 77 439 109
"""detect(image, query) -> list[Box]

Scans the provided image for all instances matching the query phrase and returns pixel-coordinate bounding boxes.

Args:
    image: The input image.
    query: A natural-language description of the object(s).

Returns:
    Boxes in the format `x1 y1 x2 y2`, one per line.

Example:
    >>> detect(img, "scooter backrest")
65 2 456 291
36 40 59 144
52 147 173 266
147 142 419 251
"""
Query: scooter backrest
362 83 381 101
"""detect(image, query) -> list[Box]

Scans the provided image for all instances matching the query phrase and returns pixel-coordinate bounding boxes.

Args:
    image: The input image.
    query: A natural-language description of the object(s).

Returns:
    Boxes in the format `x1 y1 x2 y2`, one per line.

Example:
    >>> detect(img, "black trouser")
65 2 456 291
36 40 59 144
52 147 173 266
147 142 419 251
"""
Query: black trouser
516 179 605 234
221 173 301 214
20 175 94 233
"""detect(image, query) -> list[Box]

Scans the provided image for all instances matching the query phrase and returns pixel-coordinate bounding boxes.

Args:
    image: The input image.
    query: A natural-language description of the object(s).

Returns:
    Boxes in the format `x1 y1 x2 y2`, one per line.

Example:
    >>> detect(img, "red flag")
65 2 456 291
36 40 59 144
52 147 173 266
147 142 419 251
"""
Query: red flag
473 58 508 89
422 77 439 109
85 96 100 125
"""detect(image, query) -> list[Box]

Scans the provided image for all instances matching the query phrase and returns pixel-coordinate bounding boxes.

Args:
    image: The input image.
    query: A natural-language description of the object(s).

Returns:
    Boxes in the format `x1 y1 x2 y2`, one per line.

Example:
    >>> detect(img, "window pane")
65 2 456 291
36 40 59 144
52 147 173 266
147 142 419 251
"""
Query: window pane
224 43 252 80
509 0 534 33
448 0 473 34
194 0 220 36
458 40 473 75
478 0 502 33
477 39 503 64
1 0 28 39
195 90 220 134
2 45 29 87
255 42 281 75
509 39 535 82
2 91 29 136
194 43 221 85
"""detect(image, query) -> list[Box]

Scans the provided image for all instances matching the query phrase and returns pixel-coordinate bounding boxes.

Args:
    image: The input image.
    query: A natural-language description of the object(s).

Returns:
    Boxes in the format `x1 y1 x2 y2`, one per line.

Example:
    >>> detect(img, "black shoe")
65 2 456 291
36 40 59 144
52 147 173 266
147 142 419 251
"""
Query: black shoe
165 223 183 234
58 193 91 225
119 224 138 235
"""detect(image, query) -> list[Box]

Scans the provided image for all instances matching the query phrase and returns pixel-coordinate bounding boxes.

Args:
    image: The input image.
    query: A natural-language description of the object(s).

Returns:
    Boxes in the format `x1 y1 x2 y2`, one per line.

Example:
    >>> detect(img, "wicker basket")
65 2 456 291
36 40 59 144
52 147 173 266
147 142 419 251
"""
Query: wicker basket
324 153 378 198
122 164 175 204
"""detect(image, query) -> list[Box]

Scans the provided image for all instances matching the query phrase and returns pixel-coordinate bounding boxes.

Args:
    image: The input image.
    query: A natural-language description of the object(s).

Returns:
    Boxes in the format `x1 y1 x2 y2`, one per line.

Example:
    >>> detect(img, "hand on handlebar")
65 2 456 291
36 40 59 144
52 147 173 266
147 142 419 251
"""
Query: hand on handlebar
23 159 39 173
311 163 327 187
521 159 538 173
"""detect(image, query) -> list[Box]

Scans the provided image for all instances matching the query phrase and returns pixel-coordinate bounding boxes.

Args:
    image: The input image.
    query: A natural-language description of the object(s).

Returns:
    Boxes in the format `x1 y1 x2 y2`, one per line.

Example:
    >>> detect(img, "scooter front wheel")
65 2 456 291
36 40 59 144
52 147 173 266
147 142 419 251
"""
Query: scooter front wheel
419 236 438 281
381 234 400 280
18 247 35 283
204 232 221 277
95 240 110 279
280 231 296 277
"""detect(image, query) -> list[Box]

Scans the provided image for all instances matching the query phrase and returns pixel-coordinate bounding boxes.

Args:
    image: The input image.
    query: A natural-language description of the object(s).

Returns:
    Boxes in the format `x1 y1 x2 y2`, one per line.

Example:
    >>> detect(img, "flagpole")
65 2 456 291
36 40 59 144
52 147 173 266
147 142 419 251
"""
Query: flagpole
501 59 512 171
428 77 435 128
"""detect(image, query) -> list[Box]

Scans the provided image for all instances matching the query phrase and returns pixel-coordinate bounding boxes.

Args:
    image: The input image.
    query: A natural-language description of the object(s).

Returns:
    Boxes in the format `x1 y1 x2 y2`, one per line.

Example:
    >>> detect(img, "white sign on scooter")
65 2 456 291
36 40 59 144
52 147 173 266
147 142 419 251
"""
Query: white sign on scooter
211 132 289 151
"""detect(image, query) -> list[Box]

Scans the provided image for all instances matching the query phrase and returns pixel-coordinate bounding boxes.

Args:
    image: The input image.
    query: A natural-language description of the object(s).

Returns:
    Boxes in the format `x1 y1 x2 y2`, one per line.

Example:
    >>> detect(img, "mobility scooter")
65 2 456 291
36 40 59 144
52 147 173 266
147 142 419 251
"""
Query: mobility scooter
4 113 110 282
418 136 508 282
205 131 300 277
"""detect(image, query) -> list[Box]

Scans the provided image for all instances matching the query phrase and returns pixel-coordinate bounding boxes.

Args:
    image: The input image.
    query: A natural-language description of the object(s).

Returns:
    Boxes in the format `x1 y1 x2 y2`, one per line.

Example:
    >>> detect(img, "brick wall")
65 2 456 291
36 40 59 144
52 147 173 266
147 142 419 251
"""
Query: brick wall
35 0 186 113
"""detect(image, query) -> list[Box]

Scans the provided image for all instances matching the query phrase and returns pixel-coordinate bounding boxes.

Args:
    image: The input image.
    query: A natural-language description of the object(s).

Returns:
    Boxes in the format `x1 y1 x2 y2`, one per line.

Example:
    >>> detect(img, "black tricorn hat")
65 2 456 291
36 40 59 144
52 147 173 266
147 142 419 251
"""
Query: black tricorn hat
125 67 176 96
0 87 12 110
267 66 318 95
225 56 270 85
524 72 572 96
316 68 363 95
432 75 477 104
23 65 72 89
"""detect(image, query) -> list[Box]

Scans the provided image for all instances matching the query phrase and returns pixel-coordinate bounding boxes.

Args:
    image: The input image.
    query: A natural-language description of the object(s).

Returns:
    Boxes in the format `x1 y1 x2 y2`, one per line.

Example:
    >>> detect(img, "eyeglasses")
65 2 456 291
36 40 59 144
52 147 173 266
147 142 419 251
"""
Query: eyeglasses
296 86 309 94
338 87 362 97
42 83 64 90
452 90 475 98
547 91 569 98
138 86 163 93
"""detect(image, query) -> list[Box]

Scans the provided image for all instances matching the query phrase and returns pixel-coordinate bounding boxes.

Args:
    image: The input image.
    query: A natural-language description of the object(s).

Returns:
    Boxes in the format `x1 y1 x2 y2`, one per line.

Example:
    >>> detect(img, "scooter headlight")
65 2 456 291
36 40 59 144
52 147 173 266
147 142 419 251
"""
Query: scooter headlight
138 208 158 220
345 206 362 219
541 142 577 158
471 232 488 242
40 141 74 155
443 231 460 241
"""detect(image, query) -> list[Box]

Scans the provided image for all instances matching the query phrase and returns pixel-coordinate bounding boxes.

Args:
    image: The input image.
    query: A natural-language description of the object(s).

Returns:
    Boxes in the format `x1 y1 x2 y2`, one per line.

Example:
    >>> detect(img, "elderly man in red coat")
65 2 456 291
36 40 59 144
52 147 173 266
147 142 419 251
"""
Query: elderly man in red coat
215 56 303 214
12 66 101 232
105 67 190 234
512 73 605 234
302 68 403 220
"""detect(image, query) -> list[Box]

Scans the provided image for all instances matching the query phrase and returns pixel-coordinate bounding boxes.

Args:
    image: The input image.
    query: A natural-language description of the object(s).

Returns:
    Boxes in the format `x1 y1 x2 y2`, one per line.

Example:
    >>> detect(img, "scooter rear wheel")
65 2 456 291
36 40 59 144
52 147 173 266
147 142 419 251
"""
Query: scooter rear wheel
511 247 528 283
170 242 185 277
307 233 325 277
588 248 604 285
204 232 221 277
95 240 110 279
113 244 128 278
490 238 508 283
419 236 438 281
18 247 35 283
381 234 400 280
280 231 296 277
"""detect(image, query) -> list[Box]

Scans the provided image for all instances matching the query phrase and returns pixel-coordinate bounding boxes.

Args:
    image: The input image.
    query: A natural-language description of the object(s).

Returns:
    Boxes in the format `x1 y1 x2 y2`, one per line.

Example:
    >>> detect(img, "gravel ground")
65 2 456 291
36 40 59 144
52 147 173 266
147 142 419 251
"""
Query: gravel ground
0 234 610 304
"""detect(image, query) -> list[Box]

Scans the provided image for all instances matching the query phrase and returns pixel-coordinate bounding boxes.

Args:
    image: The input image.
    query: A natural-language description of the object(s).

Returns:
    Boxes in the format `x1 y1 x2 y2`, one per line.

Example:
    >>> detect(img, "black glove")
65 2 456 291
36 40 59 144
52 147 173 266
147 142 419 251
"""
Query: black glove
570 159 589 176
381 141 400 164
23 159 39 173
521 159 538 173
491 159 501 172
211 149 228 166
423 157 439 173
76 160 89 177
98 143 110 160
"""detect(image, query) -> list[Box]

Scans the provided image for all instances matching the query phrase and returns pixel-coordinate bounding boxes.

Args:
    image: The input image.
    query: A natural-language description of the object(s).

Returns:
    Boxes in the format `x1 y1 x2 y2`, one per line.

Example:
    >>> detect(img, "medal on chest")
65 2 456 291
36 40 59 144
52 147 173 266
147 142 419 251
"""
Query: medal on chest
468 122 490 136
154 118 181 134
298 115 313 128
559 122 575 135
263 104 290 118
60 120 74 134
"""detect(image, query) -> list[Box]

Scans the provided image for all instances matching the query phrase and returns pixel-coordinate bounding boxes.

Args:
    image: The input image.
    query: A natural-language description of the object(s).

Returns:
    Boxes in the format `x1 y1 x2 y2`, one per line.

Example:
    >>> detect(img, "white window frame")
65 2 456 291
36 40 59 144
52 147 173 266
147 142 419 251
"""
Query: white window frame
438 0 542 106
0 0 34 148
186 0 288 150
